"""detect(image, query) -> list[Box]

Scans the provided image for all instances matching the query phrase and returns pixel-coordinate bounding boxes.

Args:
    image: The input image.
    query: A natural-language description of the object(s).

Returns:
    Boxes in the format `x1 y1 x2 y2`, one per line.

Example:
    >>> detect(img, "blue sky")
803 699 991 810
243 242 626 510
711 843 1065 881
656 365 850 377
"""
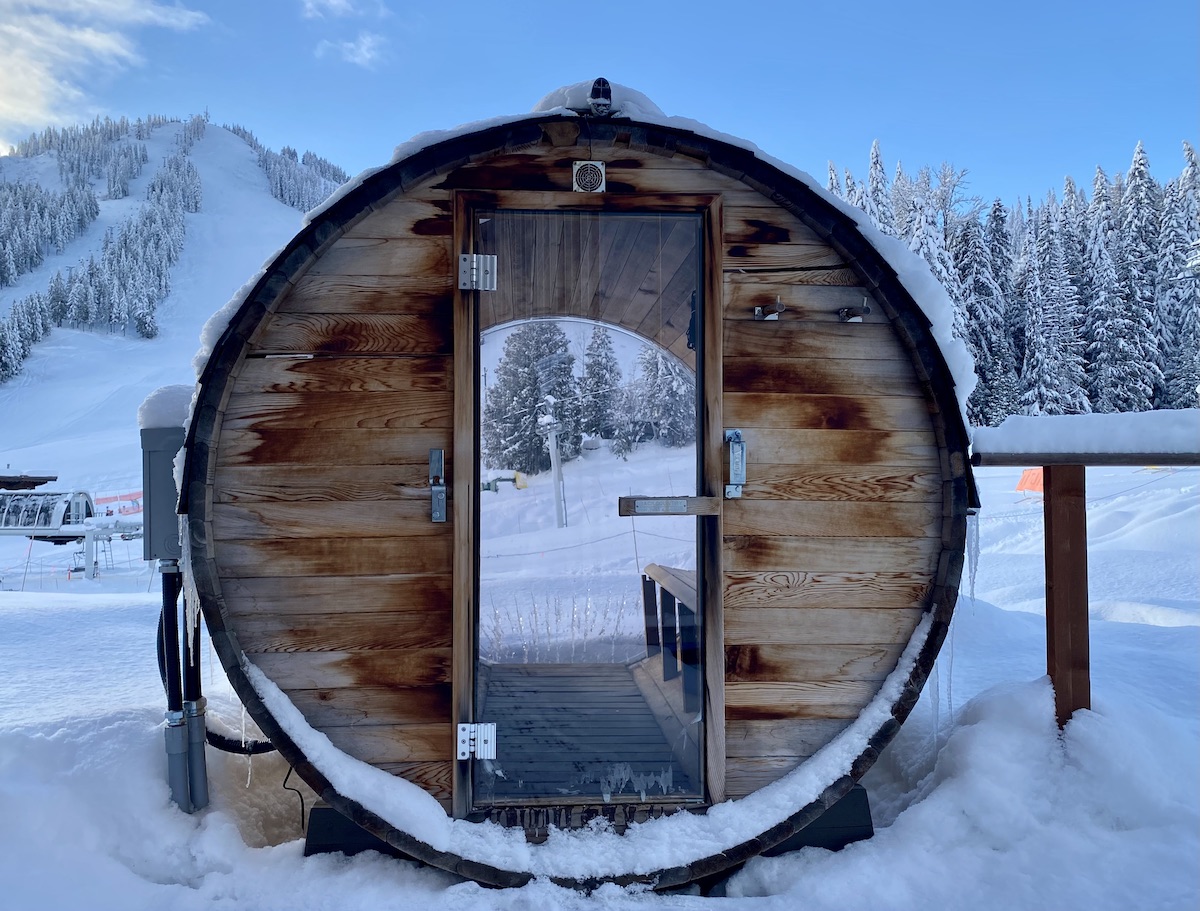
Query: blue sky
0 0 1195 206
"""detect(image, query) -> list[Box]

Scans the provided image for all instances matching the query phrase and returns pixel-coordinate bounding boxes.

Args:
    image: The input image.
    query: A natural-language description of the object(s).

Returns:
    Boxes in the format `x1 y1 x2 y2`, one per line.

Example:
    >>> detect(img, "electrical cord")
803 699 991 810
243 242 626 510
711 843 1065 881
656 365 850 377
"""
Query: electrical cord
156 606 276 755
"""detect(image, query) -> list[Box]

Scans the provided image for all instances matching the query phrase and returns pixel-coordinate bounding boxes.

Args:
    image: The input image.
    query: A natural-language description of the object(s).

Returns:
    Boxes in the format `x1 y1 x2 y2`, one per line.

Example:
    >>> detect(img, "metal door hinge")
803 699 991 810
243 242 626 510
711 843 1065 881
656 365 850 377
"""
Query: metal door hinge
458 254 497 291
456 723 497 760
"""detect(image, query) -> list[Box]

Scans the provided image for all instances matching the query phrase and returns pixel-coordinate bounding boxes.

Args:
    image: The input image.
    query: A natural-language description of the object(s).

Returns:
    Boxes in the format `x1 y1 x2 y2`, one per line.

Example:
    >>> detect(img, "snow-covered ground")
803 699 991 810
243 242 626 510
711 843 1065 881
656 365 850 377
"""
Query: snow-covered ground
2 465 1196 908
1 125 1197 908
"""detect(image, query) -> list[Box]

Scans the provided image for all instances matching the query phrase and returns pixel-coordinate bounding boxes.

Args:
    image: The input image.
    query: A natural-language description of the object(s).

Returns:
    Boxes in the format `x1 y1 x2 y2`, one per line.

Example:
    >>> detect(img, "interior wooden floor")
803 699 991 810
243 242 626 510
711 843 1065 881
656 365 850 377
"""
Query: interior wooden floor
473 663 699 803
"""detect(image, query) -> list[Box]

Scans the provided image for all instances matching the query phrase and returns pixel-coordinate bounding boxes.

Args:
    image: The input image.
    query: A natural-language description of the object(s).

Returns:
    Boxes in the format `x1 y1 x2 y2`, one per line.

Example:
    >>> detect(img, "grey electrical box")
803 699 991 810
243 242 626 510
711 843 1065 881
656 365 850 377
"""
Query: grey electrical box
141 426 185 562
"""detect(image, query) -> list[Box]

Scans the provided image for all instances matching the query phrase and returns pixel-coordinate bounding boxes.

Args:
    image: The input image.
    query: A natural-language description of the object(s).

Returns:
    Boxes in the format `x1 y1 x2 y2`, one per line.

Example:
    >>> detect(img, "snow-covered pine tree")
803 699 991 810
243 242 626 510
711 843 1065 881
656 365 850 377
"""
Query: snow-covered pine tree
579 325 622 438
632 347 696 448
1158 176 1200 408
1059 176 1089 309
826 162 842 198
843 169 862 208
1037 206 1091 414
907 195 967 340
609 384 643 459
1117 142 1165 406
952 217 1019 424
0 321 21 380
866 140 897 236
1087 212 1152 412
891 162 916 238
482 321 581 475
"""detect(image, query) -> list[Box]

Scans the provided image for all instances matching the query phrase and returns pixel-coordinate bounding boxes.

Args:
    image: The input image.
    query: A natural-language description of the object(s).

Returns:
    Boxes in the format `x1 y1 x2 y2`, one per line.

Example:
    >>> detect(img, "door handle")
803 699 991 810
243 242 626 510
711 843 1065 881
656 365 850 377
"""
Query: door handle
725 429 746 498
429 449 447 523
617 496 720 516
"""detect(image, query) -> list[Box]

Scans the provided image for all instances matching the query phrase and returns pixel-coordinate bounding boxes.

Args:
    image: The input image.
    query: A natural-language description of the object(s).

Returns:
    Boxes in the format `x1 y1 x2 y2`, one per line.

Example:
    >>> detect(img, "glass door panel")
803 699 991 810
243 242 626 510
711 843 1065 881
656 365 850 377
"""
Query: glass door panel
472 209 705 805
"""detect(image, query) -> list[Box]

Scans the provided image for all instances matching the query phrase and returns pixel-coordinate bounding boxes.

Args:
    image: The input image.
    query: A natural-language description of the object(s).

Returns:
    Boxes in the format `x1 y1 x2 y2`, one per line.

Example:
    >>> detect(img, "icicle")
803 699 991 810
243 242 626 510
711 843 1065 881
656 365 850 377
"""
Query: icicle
179 514 202 665
946 613 956 723
242 706 254 788
967 511 981 605
929 649 941 750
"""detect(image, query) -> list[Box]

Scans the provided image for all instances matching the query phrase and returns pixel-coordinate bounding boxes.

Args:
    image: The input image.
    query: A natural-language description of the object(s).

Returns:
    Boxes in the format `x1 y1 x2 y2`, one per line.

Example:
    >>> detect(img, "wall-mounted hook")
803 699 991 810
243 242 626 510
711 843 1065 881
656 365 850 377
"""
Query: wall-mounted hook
754 295 785 321
837 297 873 323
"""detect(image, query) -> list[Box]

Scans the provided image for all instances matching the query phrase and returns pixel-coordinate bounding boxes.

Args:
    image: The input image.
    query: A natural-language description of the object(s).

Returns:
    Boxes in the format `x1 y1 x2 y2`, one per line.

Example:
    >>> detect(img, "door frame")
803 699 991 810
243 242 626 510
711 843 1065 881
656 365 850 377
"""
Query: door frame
450 190 726 817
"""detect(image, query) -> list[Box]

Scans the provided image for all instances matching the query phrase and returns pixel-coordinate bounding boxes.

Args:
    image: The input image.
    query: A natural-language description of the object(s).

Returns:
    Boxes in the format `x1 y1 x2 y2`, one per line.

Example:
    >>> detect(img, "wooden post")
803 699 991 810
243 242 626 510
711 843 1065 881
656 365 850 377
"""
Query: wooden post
1043 464 1090 726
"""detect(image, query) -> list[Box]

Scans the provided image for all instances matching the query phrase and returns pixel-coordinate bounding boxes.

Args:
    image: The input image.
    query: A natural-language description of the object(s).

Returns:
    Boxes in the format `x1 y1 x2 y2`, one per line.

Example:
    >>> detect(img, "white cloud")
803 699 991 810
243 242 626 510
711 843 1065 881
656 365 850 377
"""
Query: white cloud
302 0 357 16
0 1 207 148
302 1 389 18
315 31 386 69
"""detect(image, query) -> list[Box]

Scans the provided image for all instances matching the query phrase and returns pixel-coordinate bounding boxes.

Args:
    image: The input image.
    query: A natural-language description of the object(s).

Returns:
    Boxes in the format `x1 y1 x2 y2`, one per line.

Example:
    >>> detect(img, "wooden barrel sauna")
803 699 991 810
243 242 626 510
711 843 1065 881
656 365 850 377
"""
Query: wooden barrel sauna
180 81 975 889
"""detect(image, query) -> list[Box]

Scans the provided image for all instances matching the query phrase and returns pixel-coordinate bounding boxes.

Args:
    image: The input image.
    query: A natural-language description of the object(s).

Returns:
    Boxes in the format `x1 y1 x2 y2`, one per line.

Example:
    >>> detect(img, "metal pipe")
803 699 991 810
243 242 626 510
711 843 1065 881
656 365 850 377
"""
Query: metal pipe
185 698 209 810
183 599 209 810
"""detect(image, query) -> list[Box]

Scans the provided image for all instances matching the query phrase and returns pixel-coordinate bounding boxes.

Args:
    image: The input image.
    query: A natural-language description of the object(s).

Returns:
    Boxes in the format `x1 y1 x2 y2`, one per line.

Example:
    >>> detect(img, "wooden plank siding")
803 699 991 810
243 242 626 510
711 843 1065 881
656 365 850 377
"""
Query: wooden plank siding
199 135 946 813
206 182 460 800
711 167 942 798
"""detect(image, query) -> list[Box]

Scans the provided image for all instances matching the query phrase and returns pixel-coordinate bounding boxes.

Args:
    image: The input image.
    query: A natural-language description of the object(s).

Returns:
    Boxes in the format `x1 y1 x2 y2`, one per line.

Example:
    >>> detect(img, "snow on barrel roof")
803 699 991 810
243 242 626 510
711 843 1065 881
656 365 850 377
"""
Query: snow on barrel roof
194 80 976 429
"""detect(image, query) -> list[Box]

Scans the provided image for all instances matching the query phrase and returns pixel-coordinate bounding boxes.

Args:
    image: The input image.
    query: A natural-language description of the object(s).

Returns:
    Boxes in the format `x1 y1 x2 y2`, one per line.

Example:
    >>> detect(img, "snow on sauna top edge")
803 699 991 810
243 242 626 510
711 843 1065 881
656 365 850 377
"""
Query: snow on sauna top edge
191 80 976 431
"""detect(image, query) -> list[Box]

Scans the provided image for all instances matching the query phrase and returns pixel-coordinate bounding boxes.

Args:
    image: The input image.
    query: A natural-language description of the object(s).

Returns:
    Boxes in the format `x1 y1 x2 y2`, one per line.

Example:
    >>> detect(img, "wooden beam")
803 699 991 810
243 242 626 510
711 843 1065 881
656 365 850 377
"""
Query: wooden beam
1043 464 1090 726
973 451 1199 467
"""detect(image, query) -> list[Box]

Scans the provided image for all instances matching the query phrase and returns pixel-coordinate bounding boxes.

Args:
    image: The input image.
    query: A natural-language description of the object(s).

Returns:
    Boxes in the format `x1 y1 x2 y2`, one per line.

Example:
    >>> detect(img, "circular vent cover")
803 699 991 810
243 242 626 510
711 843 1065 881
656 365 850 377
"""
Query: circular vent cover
572 160 605 193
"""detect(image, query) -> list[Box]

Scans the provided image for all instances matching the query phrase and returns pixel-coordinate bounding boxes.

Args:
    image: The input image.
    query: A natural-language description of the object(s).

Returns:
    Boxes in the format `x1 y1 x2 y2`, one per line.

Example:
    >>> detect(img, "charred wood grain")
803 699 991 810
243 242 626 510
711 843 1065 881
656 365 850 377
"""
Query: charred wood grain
323 723 452 764
289 685 452 727
721 320 905 361
723 535 940 574
723 356 922 398
247 648 451 689
723 498 942 539
234 609 452 651
236 356 451 393
215 427 452 467
722 571 933 609
214 464 443 503
215 536 453 577
724 643 905 681
726 428 938 466
249 313 452 355
724 606 924 646
220 573 452 614
723 387 925 436
722 464 943 501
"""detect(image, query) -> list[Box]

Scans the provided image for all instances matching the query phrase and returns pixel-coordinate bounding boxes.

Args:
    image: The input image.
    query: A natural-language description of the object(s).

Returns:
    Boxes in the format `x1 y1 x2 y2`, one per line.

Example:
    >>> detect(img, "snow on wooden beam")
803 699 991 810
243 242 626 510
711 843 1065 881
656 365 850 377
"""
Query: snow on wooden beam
971 411 1200 467
970 412 1200 726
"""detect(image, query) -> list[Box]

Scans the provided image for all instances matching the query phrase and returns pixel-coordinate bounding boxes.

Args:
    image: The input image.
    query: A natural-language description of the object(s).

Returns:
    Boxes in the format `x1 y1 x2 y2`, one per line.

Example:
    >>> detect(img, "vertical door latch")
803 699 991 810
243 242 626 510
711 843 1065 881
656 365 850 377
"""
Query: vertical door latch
456 723 497 760
429 449 447 523
725 429 746 498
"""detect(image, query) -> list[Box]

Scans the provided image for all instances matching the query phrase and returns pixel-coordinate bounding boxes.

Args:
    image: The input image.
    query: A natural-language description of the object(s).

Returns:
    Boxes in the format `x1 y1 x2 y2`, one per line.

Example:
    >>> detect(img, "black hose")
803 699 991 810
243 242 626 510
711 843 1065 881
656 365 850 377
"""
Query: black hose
160 572 184 713
205 727 278 755
156 605 276 756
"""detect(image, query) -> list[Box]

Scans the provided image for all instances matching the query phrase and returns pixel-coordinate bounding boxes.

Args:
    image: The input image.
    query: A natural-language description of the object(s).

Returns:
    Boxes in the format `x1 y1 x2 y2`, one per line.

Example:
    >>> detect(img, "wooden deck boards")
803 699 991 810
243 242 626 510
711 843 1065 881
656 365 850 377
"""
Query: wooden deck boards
473 663 701 804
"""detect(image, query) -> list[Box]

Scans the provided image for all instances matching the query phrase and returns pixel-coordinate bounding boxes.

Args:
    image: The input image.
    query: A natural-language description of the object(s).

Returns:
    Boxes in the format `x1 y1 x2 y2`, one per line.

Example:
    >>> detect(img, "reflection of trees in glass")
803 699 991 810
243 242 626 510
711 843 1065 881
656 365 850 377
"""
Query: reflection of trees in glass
482 321 581 474
580 326 622 438
612 348 697 458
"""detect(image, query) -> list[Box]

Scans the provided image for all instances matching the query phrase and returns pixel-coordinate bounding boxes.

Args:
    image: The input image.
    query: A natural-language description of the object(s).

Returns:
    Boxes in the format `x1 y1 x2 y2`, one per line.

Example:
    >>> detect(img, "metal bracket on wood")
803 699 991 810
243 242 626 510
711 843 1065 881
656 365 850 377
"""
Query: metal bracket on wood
429 449 446 523
725 429 746 498
456 723 497 760
458 254 497 291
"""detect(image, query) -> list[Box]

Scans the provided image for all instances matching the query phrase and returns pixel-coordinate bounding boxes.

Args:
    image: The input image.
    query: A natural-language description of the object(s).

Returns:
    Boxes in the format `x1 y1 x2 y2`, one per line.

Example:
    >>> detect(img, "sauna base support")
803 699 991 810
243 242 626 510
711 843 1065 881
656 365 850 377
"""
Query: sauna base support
695 785 874 896
302 785 873 888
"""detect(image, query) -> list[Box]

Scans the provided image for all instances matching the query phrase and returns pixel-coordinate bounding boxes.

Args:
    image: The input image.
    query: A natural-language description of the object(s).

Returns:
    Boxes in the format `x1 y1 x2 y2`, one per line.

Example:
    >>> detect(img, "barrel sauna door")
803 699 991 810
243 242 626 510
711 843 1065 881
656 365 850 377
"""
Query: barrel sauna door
458 204 711 812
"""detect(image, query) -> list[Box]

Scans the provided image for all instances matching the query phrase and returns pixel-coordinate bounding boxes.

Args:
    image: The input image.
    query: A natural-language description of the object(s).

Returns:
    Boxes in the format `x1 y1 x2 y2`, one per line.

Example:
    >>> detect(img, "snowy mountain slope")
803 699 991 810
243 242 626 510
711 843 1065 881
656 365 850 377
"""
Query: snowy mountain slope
0 123 302 574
